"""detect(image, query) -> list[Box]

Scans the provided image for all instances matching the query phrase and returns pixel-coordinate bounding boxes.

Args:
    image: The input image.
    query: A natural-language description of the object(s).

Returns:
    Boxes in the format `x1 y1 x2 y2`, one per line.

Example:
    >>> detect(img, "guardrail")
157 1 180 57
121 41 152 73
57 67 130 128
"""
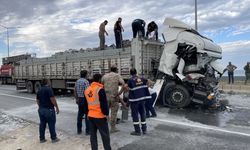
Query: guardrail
219 81 250 93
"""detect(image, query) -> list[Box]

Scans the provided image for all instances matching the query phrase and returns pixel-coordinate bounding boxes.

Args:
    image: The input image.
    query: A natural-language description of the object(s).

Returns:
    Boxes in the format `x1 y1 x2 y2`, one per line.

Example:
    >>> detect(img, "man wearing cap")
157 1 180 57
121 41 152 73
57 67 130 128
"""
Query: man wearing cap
102 65 125 133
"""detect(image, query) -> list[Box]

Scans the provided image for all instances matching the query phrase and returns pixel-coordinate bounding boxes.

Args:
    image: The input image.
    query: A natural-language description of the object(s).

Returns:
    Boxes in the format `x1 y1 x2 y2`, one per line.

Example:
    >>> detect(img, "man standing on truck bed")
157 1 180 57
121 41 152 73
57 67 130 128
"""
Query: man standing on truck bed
102 65 125 133
146 21 158 41
99 20 109 50
36 79 60 143
114 17 124 48
132 19 146 38
74 70 90 135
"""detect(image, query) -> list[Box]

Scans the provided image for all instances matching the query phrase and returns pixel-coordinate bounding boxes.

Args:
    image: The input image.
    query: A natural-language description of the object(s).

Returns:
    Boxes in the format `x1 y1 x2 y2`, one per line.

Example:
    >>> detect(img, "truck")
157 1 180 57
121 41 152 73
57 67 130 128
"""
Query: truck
0 64 14 84
0 54 31 84
15 18 224 108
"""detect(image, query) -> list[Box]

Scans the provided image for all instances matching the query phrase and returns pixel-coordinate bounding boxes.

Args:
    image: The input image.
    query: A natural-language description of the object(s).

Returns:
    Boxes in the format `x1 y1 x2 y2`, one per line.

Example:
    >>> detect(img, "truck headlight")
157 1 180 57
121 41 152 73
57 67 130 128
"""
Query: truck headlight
207 93 215 100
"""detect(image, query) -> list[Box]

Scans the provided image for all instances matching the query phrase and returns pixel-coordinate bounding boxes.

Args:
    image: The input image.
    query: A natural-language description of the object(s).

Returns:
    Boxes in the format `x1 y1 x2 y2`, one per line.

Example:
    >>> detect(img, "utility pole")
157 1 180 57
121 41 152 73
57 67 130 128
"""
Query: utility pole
0 25 21 57
0 25 10 57
195 0 198 31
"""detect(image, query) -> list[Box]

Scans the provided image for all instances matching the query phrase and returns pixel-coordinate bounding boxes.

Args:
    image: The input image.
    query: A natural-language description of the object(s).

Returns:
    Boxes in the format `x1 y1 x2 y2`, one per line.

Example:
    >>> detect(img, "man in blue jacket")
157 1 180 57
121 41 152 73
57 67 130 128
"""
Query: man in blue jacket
127 68 151 136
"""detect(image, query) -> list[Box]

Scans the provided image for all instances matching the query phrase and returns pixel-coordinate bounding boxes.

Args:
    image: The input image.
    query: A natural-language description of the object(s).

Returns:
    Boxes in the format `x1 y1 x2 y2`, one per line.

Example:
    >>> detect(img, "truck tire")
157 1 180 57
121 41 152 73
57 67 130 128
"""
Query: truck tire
27 81 34 94
2 78 6 85
163 84 191 108
34 81 41 94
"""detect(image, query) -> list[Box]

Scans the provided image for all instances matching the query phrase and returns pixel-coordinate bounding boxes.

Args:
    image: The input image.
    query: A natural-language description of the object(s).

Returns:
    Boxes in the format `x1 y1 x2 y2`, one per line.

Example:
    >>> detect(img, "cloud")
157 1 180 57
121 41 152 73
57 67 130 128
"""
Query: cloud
219 40 250 68
220 40 250 53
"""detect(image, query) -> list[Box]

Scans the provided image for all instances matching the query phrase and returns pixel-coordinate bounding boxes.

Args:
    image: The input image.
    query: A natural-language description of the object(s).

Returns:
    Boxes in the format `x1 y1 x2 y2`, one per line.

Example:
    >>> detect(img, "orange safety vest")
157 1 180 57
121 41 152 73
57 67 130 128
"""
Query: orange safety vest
84 82 106 118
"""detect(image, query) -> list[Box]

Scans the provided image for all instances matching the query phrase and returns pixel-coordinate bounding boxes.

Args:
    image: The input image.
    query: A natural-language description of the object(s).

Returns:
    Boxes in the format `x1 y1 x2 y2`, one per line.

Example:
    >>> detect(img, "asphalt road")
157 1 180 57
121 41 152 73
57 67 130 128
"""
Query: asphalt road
1 85 250 150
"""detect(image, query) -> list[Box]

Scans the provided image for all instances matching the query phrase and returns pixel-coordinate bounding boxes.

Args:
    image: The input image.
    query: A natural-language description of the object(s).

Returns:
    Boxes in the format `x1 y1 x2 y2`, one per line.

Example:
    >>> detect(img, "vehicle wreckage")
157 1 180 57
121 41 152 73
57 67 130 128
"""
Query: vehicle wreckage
155 18 225 108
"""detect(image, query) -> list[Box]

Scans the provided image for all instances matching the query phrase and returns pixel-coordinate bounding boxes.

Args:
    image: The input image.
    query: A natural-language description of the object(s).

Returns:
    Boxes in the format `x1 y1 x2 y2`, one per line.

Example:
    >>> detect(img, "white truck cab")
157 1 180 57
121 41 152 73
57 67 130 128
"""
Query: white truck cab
155 18 224 108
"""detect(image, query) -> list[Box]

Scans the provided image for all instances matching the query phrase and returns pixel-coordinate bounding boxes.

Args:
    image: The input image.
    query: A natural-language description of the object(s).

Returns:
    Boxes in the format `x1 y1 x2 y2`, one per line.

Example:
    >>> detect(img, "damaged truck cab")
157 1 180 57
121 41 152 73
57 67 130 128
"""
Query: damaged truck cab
156 18 224 108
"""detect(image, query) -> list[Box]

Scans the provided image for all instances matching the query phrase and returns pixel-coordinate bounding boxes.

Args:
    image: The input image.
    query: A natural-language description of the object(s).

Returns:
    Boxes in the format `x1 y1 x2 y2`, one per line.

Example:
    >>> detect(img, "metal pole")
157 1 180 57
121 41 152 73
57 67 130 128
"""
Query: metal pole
1 25 21 57
195 0 198 30
7 28 9 57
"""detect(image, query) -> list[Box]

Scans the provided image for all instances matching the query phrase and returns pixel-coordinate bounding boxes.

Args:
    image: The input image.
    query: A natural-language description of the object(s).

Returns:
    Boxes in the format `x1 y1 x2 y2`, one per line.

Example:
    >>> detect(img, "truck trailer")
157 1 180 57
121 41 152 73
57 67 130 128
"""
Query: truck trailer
15 18 224 108
15 38 164 94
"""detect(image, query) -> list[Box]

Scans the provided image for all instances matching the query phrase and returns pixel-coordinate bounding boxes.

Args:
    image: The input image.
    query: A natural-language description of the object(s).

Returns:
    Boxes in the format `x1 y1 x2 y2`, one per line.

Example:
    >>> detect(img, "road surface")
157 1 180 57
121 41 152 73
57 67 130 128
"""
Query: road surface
1 85 250 150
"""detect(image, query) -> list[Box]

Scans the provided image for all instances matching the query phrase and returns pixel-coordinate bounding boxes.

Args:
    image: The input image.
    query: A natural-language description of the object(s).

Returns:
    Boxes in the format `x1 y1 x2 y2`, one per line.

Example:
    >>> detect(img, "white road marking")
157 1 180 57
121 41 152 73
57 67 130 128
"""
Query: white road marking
0 93 35 101
152 117 250 137
0 87 17 91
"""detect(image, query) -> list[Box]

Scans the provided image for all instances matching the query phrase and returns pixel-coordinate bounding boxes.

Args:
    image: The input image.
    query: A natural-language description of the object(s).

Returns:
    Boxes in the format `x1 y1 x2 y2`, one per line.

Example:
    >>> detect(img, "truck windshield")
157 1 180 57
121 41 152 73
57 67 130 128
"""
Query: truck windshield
186 29 213 42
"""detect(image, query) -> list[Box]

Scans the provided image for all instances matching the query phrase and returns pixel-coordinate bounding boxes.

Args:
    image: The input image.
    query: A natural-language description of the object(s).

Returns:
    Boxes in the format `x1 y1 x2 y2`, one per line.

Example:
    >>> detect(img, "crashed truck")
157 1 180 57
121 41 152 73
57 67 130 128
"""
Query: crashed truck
154 18 224 108
14 18 224 108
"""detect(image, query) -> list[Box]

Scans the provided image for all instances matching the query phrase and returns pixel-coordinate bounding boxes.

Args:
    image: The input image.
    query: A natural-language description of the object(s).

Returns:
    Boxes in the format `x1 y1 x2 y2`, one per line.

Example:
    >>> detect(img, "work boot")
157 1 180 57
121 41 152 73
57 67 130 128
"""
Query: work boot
130 131 141 136
51 138 60 143
85 131 90 135
110 127 120 133
77 130 82 135
150 114 157 118
116 118 121 124
40 139 47 143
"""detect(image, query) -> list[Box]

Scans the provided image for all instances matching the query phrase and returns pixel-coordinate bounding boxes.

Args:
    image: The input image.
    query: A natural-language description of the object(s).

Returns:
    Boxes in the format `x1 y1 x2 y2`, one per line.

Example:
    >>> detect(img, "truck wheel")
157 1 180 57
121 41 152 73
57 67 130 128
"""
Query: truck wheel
2 78 6 85
34 81 41 94
163 84 191 108
27 81 34 94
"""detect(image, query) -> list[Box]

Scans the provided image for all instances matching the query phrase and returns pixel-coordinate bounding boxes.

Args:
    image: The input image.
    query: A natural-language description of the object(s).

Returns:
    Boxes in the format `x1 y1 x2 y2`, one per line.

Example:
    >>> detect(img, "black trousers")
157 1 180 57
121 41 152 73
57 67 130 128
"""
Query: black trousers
77 98 89 133
228 72 234 84
89 117 111 150
115 31 122 48
130 101 147 133
132 22 145 38
245 73 250 84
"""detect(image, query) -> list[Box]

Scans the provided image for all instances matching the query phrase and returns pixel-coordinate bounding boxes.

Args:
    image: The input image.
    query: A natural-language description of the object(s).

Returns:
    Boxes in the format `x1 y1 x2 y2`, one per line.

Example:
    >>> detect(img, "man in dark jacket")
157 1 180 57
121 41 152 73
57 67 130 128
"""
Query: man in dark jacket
36 79 60 143
127 68 151 136
132 19 146 38
114 17 124 48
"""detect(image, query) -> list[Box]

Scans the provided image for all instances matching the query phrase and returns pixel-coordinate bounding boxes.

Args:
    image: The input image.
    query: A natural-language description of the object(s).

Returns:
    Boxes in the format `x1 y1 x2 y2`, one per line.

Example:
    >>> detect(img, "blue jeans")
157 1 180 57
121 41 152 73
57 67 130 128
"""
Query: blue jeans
38 107 57 140
77 98 90 133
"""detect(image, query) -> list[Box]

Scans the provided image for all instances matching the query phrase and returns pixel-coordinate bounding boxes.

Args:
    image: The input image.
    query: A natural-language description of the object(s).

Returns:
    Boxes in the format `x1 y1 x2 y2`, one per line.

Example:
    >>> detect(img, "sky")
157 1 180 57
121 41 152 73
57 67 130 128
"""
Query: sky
0 0 250 73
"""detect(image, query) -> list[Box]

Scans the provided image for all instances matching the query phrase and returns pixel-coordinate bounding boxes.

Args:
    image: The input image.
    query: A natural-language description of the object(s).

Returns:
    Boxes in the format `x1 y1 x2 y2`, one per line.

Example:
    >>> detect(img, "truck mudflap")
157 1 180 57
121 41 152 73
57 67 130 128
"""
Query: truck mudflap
16 80 26 90
152 79 165 107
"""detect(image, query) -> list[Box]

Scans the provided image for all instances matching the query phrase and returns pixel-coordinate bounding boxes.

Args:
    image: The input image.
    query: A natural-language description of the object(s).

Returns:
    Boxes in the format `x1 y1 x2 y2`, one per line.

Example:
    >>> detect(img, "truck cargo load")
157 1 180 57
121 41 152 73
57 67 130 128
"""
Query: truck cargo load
15 38 164 93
